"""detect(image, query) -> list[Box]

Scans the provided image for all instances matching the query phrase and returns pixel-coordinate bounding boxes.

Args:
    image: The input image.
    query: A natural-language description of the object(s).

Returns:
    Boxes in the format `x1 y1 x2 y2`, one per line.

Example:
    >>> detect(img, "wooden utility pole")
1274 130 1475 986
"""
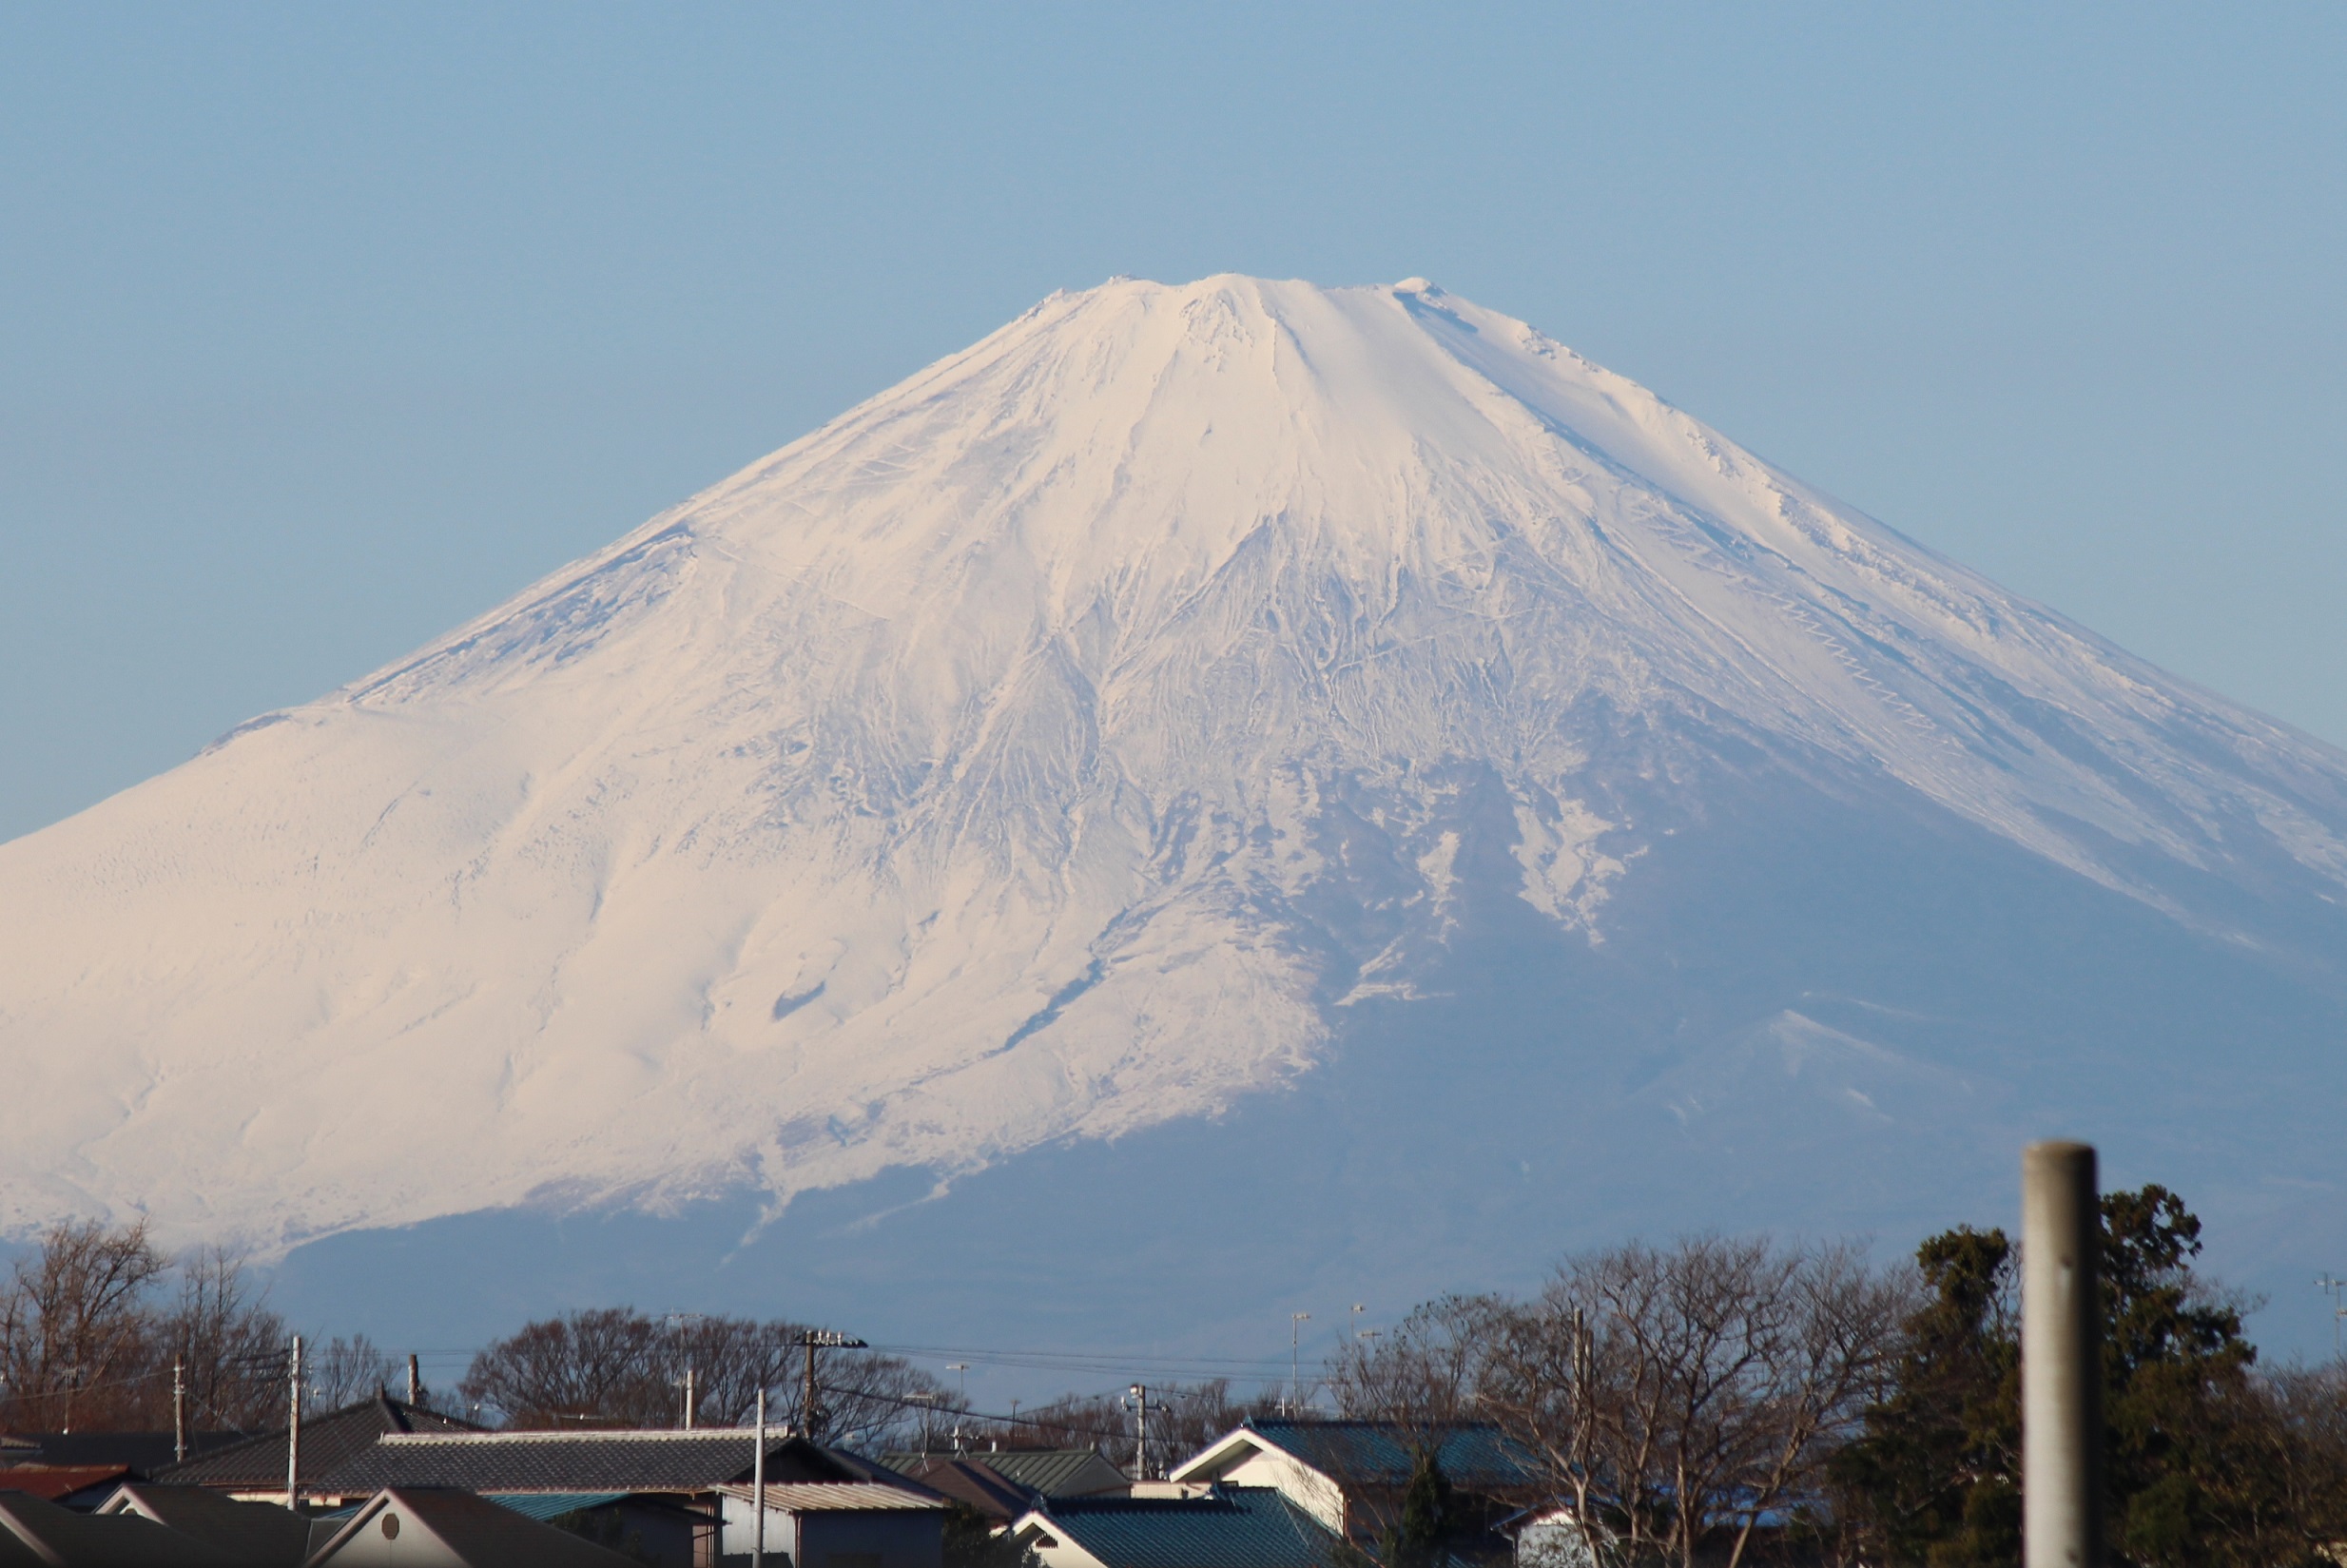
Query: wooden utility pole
406 1354 421 1406
791 1330 866 1439
2024 1141 2104 1568
172 1357 186 1463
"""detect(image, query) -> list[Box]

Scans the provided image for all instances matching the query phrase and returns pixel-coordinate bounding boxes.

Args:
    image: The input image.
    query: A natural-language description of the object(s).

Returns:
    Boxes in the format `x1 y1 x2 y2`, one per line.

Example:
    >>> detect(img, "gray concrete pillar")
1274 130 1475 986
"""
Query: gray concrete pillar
2024 1139 2103 1568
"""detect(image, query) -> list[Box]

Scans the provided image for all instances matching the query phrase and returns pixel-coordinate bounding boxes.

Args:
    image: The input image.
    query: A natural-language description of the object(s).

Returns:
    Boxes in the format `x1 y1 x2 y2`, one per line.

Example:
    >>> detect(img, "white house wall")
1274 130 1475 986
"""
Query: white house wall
1212 1451 1346 1535
312 1501 468 1566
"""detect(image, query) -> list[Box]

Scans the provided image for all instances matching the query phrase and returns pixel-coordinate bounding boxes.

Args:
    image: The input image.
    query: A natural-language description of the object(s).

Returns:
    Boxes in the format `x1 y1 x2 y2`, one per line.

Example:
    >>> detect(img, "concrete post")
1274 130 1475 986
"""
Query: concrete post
2024 1140 2103 1568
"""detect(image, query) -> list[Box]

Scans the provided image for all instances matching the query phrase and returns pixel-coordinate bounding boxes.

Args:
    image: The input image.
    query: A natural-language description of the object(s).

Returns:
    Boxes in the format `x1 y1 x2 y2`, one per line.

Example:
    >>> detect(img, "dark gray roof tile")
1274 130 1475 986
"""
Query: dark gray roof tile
1020 1486 1336 1568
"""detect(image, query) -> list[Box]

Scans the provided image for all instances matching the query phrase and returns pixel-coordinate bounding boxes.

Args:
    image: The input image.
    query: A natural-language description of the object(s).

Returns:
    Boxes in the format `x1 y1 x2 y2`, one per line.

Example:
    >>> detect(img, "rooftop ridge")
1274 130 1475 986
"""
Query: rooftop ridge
379 1428 774 1444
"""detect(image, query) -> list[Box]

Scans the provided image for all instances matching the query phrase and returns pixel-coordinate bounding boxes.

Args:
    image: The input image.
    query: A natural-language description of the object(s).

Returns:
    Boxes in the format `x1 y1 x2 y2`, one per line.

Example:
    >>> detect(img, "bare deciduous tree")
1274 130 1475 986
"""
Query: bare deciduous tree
1343 1239 1909 1568
461 1307 948 1443
157 1246 292 1431
461 1307 674 1426
1329 1296 1492 1437
0 1218 168 1430
309 1333 399 1411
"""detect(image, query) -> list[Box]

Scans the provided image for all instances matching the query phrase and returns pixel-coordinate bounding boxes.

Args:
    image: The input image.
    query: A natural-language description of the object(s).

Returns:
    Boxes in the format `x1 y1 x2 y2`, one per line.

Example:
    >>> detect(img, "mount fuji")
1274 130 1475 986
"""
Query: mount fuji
5 276 2345 1354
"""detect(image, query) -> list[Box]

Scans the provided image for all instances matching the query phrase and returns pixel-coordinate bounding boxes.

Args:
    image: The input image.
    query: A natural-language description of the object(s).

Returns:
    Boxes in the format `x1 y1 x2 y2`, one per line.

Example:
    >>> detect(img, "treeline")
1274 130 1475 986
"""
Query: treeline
456 1309 937 1445
1327 1187 2347 1568
0 1219 402 1432
453 1306 1284 1466
18 1183 2347 1567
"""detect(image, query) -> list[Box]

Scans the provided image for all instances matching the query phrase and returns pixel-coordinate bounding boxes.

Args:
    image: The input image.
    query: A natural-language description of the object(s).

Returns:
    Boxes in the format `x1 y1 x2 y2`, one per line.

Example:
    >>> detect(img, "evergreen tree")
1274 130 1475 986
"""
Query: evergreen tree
1828 1226 2021 1566
1387 1451 1457 1568
2096 1185 2267 1567
941 1502 1040 1568
1832 1186 2276 1567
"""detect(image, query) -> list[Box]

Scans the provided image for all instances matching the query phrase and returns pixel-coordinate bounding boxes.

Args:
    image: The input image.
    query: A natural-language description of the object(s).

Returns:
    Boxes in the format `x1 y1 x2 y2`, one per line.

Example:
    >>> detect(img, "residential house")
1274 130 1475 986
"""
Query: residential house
99 1481 320 1565
959 1452 1130 1501
0 1462 138 1509
483 1492 713 1566
1006 1485 1336 1568
0 1487 242 1566
880 1450 1130 1526
1500 1505 1600 1568
303 1487 643 1567
154 1394 479 1504
0 1431 238 1471
319 1428 943 1568
1166 1421 1540 1549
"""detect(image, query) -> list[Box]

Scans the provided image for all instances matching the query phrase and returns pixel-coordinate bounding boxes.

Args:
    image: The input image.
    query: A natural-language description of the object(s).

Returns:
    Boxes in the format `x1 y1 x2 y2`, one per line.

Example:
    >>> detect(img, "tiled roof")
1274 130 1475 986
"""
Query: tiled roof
0 1489 243 1566
102 1481 317 1566
880 1456 1041 1520
487 1492 632 1521
718 1481 945 1511
324 1430 894 1494
1231 1422 1540 1491
0 1462 135 1501
154 1396 479 1488
0 1431 241 1470
1023 1486 1337 1568
979 1449 1133 1497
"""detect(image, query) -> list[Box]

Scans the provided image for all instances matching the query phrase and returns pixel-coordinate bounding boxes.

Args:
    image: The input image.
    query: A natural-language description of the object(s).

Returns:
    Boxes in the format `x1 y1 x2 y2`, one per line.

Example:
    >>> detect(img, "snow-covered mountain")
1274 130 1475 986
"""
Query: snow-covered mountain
6 276 2346 1345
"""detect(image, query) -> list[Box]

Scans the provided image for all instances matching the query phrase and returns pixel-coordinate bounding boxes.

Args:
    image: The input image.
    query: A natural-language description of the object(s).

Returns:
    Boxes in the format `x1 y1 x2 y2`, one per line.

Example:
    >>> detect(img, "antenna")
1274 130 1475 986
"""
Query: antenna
2318 1274 2347 1359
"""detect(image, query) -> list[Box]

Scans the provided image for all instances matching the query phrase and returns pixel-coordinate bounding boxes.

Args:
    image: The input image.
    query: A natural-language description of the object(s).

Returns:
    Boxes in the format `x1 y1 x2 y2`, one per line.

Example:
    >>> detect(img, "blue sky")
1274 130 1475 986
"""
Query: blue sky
2 4 2342 842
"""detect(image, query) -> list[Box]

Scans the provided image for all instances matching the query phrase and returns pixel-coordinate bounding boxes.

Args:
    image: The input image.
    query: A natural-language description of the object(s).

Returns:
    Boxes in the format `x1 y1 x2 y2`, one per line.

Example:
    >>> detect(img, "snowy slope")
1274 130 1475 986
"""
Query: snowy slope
4 274 2345 1253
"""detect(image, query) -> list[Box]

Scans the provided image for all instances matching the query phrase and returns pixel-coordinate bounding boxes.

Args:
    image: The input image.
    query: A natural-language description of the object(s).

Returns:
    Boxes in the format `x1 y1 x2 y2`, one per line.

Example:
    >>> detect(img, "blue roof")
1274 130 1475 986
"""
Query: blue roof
487 1492 631 1521
1238 1422 1538 1491
1031 1487 1336 1568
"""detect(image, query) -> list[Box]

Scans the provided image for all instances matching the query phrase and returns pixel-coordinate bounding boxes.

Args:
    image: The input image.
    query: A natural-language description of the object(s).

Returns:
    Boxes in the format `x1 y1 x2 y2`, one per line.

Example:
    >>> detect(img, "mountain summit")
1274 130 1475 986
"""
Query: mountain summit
5 277 2344 1334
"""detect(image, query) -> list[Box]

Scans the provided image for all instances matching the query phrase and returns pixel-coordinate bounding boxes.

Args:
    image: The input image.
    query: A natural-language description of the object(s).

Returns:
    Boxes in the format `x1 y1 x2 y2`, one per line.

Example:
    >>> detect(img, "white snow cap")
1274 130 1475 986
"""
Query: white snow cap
1 273 2340 1247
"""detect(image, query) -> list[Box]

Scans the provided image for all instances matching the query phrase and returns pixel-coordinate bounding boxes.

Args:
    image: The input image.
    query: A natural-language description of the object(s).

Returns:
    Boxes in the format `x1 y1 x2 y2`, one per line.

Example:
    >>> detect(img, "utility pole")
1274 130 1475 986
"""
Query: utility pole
172 1357 187 1463
406 1354 421 1406
1129 1384 1149 1481
2024 1141 2103 1568
792 1330 866 1439
286 1336 304 1512
1290 1312 1310 1416
683 1366 697 1430
2319 1275 2347 1359
753 1388 767 1568
1565 1307 1595 1525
